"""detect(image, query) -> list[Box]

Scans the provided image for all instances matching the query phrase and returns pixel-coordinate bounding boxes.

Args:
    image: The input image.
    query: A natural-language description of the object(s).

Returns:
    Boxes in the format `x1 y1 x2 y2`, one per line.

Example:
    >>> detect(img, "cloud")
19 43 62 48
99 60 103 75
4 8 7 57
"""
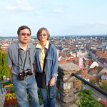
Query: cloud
54 8 64 14
5 0 34 12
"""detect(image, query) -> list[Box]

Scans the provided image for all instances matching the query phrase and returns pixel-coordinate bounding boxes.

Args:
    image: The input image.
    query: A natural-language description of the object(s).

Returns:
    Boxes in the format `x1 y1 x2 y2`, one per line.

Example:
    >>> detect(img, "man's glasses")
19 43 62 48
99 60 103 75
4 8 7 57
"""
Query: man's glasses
21 33 30 36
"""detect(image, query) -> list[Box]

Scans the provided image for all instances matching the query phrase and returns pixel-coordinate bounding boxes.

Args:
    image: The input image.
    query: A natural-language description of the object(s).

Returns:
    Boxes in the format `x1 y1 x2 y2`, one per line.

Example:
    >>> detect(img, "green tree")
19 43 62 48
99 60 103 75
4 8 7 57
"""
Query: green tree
0 65 3 80
79 89 103 107
0 50 10 81
2 64 10 79
0 49 2 65
2 52 7 65
0 50 3 80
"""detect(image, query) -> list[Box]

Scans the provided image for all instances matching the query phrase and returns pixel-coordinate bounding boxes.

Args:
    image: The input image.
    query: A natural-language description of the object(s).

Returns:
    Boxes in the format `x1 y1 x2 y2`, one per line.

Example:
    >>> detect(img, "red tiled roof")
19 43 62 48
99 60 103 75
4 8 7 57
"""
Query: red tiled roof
96 50 107 59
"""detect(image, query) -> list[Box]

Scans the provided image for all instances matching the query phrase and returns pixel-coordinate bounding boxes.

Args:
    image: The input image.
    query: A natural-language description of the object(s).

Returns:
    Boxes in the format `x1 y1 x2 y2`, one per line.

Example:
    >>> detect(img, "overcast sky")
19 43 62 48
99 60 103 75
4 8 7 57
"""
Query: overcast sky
0 0 107 37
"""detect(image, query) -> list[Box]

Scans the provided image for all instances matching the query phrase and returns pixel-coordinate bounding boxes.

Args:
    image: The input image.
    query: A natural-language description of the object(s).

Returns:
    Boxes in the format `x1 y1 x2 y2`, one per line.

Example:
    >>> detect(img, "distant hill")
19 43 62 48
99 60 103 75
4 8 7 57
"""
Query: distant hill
0 35 107 40
0 36 37 40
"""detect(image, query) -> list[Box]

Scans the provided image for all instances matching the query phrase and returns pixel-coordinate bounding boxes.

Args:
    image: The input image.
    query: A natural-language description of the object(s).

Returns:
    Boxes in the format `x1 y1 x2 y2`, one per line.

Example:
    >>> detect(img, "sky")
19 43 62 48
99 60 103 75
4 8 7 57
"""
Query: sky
0 0 107 37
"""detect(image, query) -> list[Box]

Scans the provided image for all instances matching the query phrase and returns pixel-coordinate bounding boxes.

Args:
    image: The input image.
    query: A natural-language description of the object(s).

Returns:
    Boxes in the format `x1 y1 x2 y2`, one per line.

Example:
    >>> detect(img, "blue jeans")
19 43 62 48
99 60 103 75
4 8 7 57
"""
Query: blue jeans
12 74 39 107
40 85 56 107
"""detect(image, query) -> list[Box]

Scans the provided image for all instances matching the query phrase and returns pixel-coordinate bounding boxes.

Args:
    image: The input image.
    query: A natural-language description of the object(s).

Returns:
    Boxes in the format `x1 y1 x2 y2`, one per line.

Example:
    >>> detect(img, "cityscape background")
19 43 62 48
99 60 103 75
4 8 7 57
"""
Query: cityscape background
0 0 107 106
0 35 107 106
0 0 107 37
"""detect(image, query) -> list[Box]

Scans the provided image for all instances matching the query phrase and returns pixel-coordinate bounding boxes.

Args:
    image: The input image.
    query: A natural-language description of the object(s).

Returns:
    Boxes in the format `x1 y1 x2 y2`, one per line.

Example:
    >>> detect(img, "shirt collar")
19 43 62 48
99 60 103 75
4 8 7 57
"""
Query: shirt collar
17 41 31 50
36 41 49 49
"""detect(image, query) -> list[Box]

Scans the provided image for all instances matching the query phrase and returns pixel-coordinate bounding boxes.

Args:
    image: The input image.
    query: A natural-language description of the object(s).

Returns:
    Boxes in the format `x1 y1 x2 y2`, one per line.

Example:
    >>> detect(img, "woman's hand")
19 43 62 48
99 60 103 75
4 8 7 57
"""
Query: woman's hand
49 77 56 87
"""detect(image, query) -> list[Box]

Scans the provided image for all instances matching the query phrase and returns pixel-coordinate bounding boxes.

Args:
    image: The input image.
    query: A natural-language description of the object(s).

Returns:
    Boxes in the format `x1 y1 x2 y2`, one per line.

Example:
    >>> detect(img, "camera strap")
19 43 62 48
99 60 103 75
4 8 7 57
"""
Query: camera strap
18 49 30 72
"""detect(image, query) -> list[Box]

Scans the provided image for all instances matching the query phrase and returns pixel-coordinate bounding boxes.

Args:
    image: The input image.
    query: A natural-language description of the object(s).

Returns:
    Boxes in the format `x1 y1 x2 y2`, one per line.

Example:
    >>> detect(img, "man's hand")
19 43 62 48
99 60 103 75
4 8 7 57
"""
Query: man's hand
9 74 12 82
9 65 12 82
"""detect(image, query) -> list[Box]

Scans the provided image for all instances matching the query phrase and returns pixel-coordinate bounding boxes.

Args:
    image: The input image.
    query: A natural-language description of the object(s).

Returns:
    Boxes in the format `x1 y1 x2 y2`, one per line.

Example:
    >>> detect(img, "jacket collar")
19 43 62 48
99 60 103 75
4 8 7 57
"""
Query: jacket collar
36 41 49 49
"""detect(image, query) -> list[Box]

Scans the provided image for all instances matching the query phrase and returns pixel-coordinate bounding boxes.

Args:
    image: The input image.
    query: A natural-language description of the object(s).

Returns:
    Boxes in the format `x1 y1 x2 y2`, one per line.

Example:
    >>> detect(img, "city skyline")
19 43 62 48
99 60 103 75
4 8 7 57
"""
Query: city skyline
0 0 107 37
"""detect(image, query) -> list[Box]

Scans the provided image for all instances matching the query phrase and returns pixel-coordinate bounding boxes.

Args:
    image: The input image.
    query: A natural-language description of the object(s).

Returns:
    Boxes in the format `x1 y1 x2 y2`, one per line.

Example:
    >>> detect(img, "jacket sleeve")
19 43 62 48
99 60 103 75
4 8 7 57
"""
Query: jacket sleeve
7 46 12 67
51 45 58 78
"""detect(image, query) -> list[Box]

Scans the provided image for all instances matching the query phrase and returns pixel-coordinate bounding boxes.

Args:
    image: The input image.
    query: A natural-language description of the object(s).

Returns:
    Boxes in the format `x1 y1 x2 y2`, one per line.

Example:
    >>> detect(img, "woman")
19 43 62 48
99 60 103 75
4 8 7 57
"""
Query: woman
35 27 58 107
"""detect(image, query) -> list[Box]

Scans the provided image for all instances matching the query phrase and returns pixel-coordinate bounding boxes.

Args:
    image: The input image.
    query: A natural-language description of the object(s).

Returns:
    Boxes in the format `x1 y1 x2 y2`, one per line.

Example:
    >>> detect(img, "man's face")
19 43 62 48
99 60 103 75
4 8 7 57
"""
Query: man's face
18 29 31 44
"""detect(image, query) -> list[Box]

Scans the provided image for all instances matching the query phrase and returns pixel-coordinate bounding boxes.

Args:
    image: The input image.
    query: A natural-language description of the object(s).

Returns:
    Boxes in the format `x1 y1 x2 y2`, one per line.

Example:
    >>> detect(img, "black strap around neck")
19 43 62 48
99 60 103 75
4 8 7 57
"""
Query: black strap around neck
18 49 30 72
42 43 51 73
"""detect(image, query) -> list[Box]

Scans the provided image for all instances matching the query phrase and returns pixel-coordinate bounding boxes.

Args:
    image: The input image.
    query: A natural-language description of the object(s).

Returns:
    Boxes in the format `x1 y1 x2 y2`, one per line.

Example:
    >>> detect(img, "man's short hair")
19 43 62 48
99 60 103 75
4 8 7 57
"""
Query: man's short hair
17 25 31 35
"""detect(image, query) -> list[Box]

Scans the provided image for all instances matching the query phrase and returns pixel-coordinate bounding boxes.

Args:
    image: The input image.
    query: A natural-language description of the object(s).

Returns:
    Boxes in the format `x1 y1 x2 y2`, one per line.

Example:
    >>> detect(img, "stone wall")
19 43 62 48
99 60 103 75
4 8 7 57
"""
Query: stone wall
56 62 82 107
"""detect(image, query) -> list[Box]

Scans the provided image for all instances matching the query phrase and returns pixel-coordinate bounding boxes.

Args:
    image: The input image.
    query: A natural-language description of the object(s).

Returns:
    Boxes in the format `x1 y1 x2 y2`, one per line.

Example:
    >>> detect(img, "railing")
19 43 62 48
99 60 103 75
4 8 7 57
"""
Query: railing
0 81 7 94
0 80 8 107
72 73 107 101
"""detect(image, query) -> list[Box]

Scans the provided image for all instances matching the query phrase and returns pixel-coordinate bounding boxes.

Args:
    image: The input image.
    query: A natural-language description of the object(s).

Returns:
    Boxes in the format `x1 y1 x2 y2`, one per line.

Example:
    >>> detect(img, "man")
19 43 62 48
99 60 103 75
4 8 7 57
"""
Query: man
7 25 39 107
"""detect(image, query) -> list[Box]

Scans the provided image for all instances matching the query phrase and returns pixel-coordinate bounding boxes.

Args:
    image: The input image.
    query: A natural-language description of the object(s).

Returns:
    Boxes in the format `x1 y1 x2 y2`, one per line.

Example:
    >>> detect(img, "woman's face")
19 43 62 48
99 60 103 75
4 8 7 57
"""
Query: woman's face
38 30 48 42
